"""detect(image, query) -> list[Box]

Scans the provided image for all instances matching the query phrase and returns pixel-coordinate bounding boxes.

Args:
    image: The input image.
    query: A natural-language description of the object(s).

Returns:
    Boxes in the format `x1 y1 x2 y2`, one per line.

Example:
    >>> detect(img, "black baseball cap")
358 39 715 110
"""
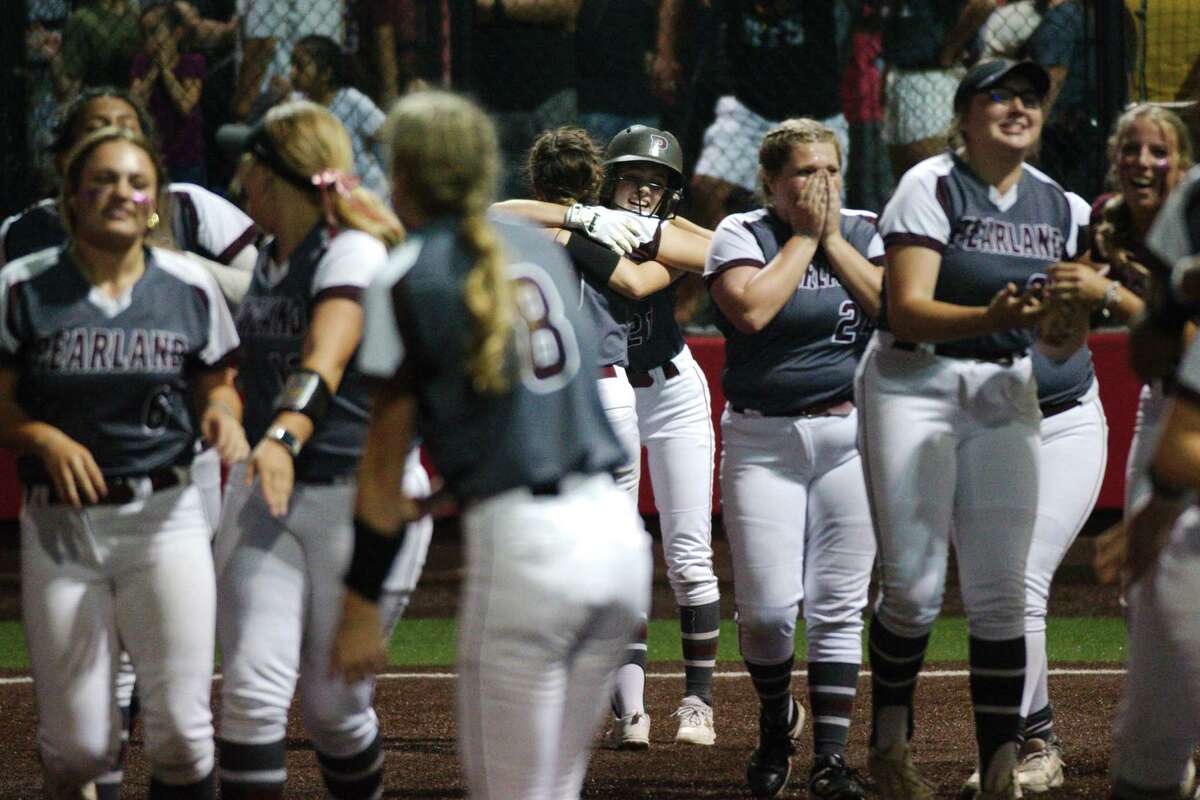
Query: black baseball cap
216 122 314 192
953 59 1051 112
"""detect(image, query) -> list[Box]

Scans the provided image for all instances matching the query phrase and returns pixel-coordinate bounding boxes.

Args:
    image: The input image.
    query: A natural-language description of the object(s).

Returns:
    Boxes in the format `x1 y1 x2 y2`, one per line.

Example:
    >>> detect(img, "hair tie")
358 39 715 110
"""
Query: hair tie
311 169 362 228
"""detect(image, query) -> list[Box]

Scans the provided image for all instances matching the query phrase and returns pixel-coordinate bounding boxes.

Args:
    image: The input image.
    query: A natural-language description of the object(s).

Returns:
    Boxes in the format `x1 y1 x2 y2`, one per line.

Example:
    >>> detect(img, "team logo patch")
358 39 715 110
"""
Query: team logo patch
648 134 670 158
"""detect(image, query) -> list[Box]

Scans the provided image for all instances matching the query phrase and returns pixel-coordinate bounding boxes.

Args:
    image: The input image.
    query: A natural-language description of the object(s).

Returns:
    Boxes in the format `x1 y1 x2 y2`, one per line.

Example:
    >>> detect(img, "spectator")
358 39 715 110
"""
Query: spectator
575 0 660 146
472 0 581 199
288 34 389 197
980 0 1042 60
132 2 208 185
689 2 848 230
352 0 437 108
1027 0 1102 199
50 0 142 102
841 0 892 212
23 0 71 195
232 0 346 121
881 0 995 179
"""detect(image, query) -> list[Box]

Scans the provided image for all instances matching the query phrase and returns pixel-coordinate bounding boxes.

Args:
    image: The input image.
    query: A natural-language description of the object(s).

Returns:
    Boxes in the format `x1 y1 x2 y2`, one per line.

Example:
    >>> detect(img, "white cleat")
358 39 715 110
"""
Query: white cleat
1016 738 1064 793
868 741 935 800
603 710 651 751
672 696 716 746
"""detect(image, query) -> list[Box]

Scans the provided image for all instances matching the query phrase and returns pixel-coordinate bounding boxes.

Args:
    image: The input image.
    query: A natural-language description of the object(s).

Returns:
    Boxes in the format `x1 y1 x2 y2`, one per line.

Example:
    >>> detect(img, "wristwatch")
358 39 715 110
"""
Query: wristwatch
265 425 302 459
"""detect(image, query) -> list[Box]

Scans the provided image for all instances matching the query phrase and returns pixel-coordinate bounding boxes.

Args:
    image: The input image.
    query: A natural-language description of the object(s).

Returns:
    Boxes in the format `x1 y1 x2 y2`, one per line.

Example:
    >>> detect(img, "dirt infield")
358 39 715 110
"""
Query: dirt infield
0 667 1123 798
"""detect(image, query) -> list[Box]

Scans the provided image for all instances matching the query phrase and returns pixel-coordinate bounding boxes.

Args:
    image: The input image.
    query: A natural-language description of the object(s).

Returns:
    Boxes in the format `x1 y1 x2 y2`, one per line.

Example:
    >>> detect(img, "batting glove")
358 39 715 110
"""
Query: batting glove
563 203 643 255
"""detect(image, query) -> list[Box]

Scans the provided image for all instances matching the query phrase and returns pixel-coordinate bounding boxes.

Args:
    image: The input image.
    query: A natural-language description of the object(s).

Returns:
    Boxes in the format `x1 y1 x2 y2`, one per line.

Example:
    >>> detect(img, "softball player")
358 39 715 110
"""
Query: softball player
855 59 1090 800
706 118 880 799
494 126 718 747
599 126 722 747
211 100 414 800
0 126 244 799
1111 165 1200 800
330 90 652 800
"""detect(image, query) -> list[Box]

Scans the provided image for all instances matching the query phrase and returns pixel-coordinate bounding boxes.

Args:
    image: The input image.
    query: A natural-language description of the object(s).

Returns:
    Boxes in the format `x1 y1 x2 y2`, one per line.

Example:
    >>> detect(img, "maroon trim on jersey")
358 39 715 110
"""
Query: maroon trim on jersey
314 285 364 304
935 174 953 219
631 222 664 262
869 255 886 266
217 226 260 265
883 233 946 253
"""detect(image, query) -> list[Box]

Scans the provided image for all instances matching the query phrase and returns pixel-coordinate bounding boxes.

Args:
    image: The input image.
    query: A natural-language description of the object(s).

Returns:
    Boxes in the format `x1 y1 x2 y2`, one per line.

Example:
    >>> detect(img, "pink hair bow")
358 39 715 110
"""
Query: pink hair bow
311 169 361 197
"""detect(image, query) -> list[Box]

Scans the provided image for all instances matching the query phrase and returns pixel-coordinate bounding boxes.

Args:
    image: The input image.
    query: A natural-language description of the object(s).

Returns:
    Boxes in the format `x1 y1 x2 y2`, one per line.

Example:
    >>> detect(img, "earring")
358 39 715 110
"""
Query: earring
146 211 160 231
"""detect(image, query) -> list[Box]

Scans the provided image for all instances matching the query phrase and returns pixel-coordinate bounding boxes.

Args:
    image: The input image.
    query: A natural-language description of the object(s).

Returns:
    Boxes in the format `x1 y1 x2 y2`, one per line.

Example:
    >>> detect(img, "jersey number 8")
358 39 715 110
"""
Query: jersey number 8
511 263 581 394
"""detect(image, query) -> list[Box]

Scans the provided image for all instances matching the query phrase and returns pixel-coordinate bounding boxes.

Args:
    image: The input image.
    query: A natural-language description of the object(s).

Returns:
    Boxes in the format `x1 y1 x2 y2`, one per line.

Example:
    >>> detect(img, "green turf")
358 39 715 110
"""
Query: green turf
0 617 1128 671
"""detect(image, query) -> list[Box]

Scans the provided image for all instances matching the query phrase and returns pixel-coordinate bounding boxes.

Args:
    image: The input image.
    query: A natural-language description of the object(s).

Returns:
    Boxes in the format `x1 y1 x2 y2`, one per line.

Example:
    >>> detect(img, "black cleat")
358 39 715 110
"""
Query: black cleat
746 699 805 798
809 753 869 800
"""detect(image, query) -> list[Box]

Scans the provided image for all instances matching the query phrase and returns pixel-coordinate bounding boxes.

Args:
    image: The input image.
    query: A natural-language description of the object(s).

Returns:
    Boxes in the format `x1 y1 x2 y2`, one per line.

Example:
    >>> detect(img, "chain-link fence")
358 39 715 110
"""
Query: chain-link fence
1124 0 1200 156
0 0 1189 225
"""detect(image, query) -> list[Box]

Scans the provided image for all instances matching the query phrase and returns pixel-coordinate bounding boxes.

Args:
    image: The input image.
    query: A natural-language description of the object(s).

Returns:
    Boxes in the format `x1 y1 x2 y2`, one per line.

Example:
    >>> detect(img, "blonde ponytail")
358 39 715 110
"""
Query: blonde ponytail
384 90 514 394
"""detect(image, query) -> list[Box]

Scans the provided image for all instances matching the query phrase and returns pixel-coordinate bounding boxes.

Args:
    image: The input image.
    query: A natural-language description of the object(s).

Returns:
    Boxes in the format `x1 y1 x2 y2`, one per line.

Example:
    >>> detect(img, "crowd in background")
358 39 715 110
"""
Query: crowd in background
14 1 1200 256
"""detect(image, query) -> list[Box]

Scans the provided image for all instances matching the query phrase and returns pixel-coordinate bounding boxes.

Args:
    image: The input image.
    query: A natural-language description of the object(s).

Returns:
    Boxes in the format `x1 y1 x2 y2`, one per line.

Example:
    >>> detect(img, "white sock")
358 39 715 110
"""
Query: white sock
613 664 646 717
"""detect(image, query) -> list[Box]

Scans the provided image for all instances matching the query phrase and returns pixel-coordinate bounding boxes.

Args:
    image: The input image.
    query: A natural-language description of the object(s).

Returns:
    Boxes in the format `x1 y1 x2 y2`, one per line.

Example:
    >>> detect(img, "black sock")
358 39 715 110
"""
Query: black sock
680 601 720 706
1023 703 1054 743
868 616 929 747
218 738 286 798
969 636 1026 779
746 655 794 726
149 770 215 799
808 661 860 757
317 733 384 800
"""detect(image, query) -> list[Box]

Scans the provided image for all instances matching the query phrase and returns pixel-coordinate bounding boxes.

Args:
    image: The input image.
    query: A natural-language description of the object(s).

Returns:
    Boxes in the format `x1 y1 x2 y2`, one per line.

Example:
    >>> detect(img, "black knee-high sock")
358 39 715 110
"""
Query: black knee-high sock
868 616 929 747
219 739 286 799
746 655 794 727
149 770 215 799
808 661 860 757
1023 703 1054 743
317 733 384 800
969 636 1026 779
680 601 720 706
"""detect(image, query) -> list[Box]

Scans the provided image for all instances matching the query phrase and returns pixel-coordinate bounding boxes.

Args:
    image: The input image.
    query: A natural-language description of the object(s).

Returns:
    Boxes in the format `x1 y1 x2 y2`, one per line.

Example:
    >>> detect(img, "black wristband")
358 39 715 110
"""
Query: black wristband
564 232 620 287
344 516 407 602
274 368 332 422
1148 465 1190 502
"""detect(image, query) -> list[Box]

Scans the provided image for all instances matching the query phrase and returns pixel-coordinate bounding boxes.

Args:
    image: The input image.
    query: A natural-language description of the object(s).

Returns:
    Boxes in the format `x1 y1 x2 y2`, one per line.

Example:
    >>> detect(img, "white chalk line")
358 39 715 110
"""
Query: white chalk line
0 667 1127 687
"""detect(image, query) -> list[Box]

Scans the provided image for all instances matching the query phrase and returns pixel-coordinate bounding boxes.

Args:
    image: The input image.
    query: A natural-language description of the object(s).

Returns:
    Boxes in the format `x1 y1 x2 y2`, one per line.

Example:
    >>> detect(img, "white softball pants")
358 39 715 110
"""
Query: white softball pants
1021 379 1107 716
1112 506 1200 791
597 367 641 506
456 473 652 800
1124 382 1167 521
856 333 1041 641
21 483 216 788
633 345 719 606
720 407 875 664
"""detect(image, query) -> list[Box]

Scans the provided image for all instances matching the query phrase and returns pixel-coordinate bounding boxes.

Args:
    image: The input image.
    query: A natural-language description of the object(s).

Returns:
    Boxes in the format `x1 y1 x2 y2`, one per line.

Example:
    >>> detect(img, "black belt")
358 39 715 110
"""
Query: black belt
1040 399 1082 419
892 340 1025 367
627 361 680 388
28 466 184 505
732 396 854 418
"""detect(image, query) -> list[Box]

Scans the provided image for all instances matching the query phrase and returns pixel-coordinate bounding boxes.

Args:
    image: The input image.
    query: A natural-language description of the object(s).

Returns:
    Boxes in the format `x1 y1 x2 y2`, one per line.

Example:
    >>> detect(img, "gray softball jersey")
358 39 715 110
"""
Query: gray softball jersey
878 152 1091 358
357 215 626 503
705 207 884 414
237 224 385 483
578 272 629 368
0 246 238 484
1032 345 1094 407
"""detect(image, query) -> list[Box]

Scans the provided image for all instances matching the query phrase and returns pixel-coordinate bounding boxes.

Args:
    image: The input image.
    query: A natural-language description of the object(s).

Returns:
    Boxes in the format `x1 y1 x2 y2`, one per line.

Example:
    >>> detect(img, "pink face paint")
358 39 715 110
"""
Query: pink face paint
130 190 150 205
1154 158 1172 172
